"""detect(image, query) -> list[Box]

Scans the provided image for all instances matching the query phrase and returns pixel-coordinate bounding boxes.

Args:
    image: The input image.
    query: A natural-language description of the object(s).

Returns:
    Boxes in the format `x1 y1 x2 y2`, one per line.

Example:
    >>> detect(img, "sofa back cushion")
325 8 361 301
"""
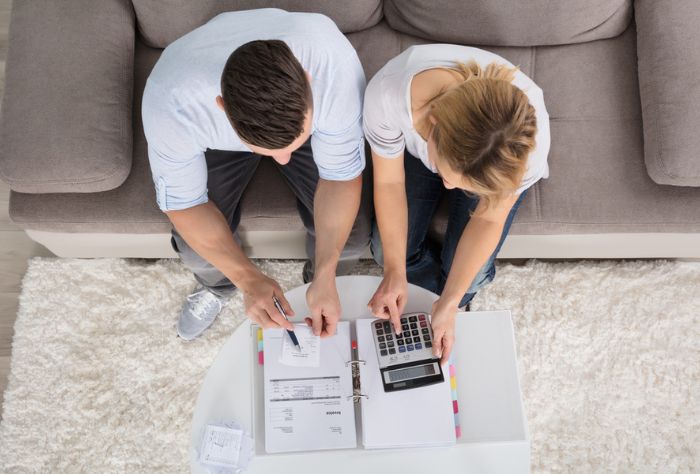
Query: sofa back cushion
384 0 632 46
132 0 383 48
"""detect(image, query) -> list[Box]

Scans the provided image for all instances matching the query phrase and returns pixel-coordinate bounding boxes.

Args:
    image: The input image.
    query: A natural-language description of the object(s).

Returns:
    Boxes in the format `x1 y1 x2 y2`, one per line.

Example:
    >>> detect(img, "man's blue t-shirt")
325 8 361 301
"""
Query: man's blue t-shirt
142 9 366 211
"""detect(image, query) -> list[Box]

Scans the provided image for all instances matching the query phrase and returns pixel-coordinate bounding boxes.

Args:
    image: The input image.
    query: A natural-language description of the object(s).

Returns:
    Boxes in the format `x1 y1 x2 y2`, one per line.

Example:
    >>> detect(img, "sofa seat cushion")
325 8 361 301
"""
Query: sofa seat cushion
384 0 632 47
132 0 383 49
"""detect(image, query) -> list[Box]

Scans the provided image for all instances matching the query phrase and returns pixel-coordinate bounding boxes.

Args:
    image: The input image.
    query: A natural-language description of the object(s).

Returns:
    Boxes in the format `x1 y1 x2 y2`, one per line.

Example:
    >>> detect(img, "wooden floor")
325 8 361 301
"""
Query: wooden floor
0 0 53 415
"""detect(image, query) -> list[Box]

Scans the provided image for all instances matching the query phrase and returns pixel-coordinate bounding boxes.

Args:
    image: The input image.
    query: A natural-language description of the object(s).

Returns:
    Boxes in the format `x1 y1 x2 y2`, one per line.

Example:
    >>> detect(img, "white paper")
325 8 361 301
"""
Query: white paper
356 318 456 449
279 324 320 367
199 425 243 468
263 322 357 453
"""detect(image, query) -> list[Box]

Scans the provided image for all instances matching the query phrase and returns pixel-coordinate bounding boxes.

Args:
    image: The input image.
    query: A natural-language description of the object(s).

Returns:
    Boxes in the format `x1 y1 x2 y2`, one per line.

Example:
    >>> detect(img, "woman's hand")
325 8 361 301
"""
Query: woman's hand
430 297 459 365
367 270 408 334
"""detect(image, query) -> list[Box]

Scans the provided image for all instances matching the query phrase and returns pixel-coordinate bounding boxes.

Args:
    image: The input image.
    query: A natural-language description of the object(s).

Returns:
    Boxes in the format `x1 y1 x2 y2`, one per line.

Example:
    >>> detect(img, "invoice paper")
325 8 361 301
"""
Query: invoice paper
279 324 321 367
263 322 357 453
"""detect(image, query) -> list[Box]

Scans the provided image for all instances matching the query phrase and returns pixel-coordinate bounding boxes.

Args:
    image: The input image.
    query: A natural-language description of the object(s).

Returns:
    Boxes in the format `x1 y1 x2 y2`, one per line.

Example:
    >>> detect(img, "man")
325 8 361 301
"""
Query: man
142 9 370 340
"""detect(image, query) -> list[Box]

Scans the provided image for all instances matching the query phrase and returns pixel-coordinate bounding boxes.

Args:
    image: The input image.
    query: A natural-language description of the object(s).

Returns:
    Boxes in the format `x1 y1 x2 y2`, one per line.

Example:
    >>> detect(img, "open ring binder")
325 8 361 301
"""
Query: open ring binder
259 320 458 453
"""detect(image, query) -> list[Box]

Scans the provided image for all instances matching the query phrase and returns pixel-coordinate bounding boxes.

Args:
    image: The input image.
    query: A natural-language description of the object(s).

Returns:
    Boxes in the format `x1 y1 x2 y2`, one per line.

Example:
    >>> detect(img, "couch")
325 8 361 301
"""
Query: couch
1 0 699 259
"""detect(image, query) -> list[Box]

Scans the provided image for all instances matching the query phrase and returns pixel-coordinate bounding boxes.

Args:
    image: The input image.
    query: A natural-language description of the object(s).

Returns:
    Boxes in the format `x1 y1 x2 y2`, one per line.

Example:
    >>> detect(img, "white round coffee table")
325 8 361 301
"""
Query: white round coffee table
190 275 530 473
190 275 438 473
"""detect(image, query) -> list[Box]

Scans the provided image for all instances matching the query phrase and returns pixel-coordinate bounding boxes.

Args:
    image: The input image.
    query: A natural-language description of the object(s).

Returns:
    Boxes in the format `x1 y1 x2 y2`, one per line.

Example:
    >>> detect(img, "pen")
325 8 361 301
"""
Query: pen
272 295 301 350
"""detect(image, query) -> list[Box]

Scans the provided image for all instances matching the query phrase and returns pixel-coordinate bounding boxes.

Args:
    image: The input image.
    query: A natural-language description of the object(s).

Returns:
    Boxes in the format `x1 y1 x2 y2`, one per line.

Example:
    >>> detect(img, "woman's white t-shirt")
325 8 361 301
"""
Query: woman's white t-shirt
363 44 551 194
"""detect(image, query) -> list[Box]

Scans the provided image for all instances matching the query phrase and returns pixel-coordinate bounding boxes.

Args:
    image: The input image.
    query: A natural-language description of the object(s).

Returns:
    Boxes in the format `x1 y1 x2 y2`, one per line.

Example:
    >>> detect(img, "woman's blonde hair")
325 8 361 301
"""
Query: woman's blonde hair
426 61 537 207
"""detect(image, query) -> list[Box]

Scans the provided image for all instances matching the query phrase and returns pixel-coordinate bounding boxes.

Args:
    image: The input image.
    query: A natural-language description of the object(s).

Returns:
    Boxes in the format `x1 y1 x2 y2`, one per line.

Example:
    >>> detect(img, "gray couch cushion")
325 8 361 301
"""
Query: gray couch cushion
384 0 632 47
0 0 135 194
132 0 383 49
347 22 405 81
635 0 700 186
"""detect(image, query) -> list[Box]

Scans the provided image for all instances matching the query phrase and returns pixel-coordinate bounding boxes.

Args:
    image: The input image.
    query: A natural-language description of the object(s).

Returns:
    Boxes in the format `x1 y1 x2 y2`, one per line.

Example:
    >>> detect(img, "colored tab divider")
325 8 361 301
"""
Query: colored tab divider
449 359 461 439
257 327 264 365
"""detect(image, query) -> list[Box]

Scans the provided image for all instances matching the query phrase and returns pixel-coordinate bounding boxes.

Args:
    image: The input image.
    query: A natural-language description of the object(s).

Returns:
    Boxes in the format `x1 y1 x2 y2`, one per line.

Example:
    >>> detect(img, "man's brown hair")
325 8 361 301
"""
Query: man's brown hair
221 40 312 149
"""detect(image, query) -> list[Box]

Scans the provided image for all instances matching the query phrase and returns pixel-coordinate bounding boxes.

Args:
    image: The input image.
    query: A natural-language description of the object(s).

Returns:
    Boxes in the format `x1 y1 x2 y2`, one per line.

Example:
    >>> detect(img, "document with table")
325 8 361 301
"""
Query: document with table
259 319 457 454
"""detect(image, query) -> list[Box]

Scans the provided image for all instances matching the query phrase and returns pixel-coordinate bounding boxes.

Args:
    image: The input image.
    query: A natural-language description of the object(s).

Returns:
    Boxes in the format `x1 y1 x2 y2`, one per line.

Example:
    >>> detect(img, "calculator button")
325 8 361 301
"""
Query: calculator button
376 329 383 335
421 328 429 335
388 342 395 348
420 321 427 328
415 343 422 350
423 335 431 341
386 333 393 339
383 322 391 332
375 322 383 329
425 341 432 348
411 329 419 336
402 324 409 332
378 336 385 342
413 337 420 343
406 344 414 351
409 316 417 322
380 350 388 356
399 346 406 353
397 339 404 345
418 314 426 320
389 348 396 354
410 322 418 329
379 343 386 349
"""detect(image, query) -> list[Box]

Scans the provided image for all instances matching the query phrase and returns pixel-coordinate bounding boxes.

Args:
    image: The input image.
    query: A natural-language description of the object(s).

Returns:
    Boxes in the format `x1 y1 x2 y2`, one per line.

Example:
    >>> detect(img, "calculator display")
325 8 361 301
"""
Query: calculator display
387 363 436 382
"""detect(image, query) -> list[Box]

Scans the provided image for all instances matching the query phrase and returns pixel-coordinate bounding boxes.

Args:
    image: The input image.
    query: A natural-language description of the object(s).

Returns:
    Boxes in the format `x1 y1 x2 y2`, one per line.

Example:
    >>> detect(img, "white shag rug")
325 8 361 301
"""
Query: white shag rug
0 258 698 473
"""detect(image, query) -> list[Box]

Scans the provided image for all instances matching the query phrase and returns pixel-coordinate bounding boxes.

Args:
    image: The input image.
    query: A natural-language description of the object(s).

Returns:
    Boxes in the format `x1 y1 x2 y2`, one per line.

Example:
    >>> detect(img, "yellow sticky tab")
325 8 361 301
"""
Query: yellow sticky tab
450 377 457 390
257 328 263 341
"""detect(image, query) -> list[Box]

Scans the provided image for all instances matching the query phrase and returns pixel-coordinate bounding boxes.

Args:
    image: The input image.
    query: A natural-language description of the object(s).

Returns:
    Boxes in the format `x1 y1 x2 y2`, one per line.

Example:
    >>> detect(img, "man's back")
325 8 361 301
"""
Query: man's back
142 8 366 212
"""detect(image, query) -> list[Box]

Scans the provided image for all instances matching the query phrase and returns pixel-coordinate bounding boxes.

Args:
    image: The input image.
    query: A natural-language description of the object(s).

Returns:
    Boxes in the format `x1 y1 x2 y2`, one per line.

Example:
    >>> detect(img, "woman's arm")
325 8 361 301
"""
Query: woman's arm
431 193 520 363
367 150 409 334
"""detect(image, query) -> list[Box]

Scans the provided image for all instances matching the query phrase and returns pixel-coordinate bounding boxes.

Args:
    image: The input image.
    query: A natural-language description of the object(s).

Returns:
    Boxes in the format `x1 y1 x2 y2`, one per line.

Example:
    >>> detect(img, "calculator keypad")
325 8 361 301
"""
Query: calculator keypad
373 313 435 367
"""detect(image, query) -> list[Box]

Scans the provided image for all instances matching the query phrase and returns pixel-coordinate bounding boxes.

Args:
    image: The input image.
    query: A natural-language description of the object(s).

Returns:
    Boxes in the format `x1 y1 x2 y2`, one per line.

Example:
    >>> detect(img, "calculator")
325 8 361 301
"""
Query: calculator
371 312 444 392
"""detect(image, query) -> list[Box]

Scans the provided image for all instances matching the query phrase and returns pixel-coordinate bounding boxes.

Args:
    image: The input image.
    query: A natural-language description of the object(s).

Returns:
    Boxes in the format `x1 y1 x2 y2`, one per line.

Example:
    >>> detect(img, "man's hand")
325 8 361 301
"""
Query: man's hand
430 297 458 365
367 270 408 335
304 276 341 338
239 271 294 330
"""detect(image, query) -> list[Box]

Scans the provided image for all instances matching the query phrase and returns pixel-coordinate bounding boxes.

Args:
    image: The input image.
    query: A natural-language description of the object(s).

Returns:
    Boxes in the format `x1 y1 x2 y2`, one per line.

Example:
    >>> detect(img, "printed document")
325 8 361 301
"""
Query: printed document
263 322 357 453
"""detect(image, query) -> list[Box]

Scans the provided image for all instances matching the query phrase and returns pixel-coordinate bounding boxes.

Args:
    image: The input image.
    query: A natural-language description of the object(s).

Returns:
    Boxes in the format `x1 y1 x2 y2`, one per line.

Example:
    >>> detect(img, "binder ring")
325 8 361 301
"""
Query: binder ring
347 394 369 402
345 359 366 367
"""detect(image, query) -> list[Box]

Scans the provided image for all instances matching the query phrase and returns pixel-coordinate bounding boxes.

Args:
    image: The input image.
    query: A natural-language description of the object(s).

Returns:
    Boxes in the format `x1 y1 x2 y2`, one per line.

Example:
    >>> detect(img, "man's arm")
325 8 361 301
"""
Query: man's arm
313 175 362 277
304 175 362 337
166 202 294 330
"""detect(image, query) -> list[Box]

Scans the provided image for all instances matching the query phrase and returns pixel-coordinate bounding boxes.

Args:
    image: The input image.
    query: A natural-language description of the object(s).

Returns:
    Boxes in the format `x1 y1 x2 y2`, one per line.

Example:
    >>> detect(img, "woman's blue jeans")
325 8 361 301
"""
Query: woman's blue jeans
371 152 528 307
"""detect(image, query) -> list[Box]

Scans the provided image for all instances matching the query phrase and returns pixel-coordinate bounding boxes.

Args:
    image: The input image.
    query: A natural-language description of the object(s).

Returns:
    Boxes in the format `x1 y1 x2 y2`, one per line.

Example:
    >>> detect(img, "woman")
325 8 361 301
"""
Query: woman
364 44 550 364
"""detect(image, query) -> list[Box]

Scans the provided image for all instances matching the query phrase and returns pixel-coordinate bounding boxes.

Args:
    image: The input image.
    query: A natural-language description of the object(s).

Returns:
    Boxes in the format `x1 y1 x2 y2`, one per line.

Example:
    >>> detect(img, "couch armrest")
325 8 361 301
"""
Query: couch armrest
0 0 135 193
635 0 700 186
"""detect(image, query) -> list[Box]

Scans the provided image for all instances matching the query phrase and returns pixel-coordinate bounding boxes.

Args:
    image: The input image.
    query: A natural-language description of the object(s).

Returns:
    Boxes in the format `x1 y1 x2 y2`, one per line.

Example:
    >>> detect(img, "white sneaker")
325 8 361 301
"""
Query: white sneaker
177 286 229 341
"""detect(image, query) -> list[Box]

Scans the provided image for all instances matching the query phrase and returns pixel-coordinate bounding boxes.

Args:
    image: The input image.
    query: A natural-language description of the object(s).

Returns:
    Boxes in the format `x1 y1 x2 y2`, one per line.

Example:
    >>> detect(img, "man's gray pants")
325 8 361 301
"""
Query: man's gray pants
171 139 372 296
